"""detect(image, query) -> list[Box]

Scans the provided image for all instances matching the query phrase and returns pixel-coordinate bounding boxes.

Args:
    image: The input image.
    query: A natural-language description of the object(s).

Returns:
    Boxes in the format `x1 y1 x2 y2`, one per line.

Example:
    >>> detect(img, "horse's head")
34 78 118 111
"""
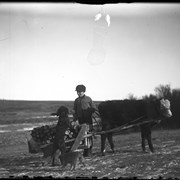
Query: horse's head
159 99 172 118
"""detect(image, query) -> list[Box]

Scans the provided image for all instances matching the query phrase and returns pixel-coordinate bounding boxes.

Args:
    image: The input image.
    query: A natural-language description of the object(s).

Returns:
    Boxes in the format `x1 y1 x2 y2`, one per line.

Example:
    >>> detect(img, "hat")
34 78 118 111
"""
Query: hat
75 84 86 92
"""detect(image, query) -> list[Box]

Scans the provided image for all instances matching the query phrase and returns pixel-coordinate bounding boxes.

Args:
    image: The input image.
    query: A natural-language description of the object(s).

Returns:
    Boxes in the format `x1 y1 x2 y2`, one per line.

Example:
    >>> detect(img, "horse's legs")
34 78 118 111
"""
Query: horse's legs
140 126 147 152
107 133 114 153
101 134 107 156
141 137 146 152
147 132 154 152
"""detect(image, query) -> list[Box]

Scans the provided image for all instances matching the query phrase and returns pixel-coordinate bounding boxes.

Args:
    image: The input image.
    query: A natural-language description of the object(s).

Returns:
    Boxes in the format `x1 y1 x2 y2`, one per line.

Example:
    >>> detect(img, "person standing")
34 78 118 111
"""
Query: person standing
73 84 96 157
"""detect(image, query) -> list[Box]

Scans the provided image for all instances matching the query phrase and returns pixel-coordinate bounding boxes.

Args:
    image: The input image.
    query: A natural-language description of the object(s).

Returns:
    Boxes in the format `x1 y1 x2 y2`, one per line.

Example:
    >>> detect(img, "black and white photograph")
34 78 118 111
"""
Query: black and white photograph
0 2 180 179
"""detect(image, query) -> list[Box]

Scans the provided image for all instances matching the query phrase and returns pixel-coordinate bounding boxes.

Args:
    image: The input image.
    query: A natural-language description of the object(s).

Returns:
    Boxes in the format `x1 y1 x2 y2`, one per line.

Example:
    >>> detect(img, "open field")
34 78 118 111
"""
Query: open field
0 100 74 125
0 100 180 178
0 100 101 125
0 128 180 179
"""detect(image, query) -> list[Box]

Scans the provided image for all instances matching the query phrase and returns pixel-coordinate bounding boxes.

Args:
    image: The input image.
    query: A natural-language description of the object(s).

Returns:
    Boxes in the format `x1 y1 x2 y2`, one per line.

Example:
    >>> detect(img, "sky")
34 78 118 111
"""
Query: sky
0 2 180 101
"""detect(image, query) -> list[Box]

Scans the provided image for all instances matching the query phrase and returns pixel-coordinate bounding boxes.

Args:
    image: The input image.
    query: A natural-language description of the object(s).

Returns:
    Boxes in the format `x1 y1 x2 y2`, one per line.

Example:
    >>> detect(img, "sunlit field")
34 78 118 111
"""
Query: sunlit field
0 100 180 178
0 128 180 179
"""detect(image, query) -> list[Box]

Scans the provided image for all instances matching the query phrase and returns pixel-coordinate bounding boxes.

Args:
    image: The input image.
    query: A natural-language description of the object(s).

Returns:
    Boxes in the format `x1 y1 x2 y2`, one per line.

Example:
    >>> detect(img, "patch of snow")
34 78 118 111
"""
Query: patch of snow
0 125 9 127
0 130 11 133
115 167 128 173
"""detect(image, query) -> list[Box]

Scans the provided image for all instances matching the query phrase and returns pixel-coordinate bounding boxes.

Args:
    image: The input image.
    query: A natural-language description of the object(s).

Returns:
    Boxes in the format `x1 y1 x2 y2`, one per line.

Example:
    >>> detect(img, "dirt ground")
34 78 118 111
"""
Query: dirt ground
0 129 180 179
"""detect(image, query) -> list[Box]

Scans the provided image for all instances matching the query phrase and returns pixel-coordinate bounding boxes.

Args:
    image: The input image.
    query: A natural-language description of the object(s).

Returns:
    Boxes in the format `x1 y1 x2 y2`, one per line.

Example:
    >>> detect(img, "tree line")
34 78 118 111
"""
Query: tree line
141 84 180 129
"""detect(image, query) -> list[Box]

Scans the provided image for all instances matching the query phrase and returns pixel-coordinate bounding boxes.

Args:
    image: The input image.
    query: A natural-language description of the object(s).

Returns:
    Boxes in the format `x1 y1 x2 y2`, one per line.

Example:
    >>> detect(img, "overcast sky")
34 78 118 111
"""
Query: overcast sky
0 3 180 101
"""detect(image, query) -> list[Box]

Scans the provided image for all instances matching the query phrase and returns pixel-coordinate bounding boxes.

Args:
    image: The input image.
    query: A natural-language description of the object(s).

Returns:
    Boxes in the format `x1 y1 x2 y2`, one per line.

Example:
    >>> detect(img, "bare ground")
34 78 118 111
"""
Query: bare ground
0 129 180 179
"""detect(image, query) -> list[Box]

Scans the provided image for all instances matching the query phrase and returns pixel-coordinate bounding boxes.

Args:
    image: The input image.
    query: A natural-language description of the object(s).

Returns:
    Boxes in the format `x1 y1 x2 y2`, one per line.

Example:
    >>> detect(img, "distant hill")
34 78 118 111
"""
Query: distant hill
0 100 74 113
0 100 101 124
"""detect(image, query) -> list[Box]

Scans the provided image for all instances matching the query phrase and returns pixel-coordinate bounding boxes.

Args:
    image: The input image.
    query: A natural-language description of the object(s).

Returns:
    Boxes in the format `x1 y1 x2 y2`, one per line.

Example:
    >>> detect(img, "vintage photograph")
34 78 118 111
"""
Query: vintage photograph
0 2 180 179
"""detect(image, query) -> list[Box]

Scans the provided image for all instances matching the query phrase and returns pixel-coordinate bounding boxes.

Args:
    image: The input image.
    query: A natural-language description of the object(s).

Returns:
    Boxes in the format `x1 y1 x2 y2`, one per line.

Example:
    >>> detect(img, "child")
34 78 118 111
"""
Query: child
73 84 96 157
51 106 71 166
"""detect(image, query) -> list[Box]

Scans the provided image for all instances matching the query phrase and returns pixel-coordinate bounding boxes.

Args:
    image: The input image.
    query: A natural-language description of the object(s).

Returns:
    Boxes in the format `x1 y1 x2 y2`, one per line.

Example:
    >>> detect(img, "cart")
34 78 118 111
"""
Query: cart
27 112 160 158
27 123 92 158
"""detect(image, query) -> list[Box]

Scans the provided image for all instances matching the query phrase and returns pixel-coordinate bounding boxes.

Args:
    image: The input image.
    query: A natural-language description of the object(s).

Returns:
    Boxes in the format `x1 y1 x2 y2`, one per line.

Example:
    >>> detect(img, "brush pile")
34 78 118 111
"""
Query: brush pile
30 122 80 145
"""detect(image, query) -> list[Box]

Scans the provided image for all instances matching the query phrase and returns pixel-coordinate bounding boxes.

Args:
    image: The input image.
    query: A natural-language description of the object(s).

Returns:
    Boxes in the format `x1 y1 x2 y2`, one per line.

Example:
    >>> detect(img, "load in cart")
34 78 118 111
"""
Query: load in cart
27 112 94 163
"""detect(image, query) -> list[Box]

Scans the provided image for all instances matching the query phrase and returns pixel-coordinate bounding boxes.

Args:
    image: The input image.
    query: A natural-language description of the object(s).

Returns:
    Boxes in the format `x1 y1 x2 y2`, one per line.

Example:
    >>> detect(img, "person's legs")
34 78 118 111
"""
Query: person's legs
88 124 93 155
83 124 93 157
88 136 93 155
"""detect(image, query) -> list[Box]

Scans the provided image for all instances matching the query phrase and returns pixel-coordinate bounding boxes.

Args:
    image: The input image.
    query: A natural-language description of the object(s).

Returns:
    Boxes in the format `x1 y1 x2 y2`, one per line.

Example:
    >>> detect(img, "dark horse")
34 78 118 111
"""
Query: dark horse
98 98 172 155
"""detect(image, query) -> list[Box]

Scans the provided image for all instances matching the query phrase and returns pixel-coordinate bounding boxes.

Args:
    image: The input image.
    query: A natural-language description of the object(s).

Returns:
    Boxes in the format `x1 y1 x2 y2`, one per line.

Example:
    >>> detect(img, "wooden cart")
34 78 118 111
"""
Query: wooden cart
28 114 160 158
28 123 91 158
